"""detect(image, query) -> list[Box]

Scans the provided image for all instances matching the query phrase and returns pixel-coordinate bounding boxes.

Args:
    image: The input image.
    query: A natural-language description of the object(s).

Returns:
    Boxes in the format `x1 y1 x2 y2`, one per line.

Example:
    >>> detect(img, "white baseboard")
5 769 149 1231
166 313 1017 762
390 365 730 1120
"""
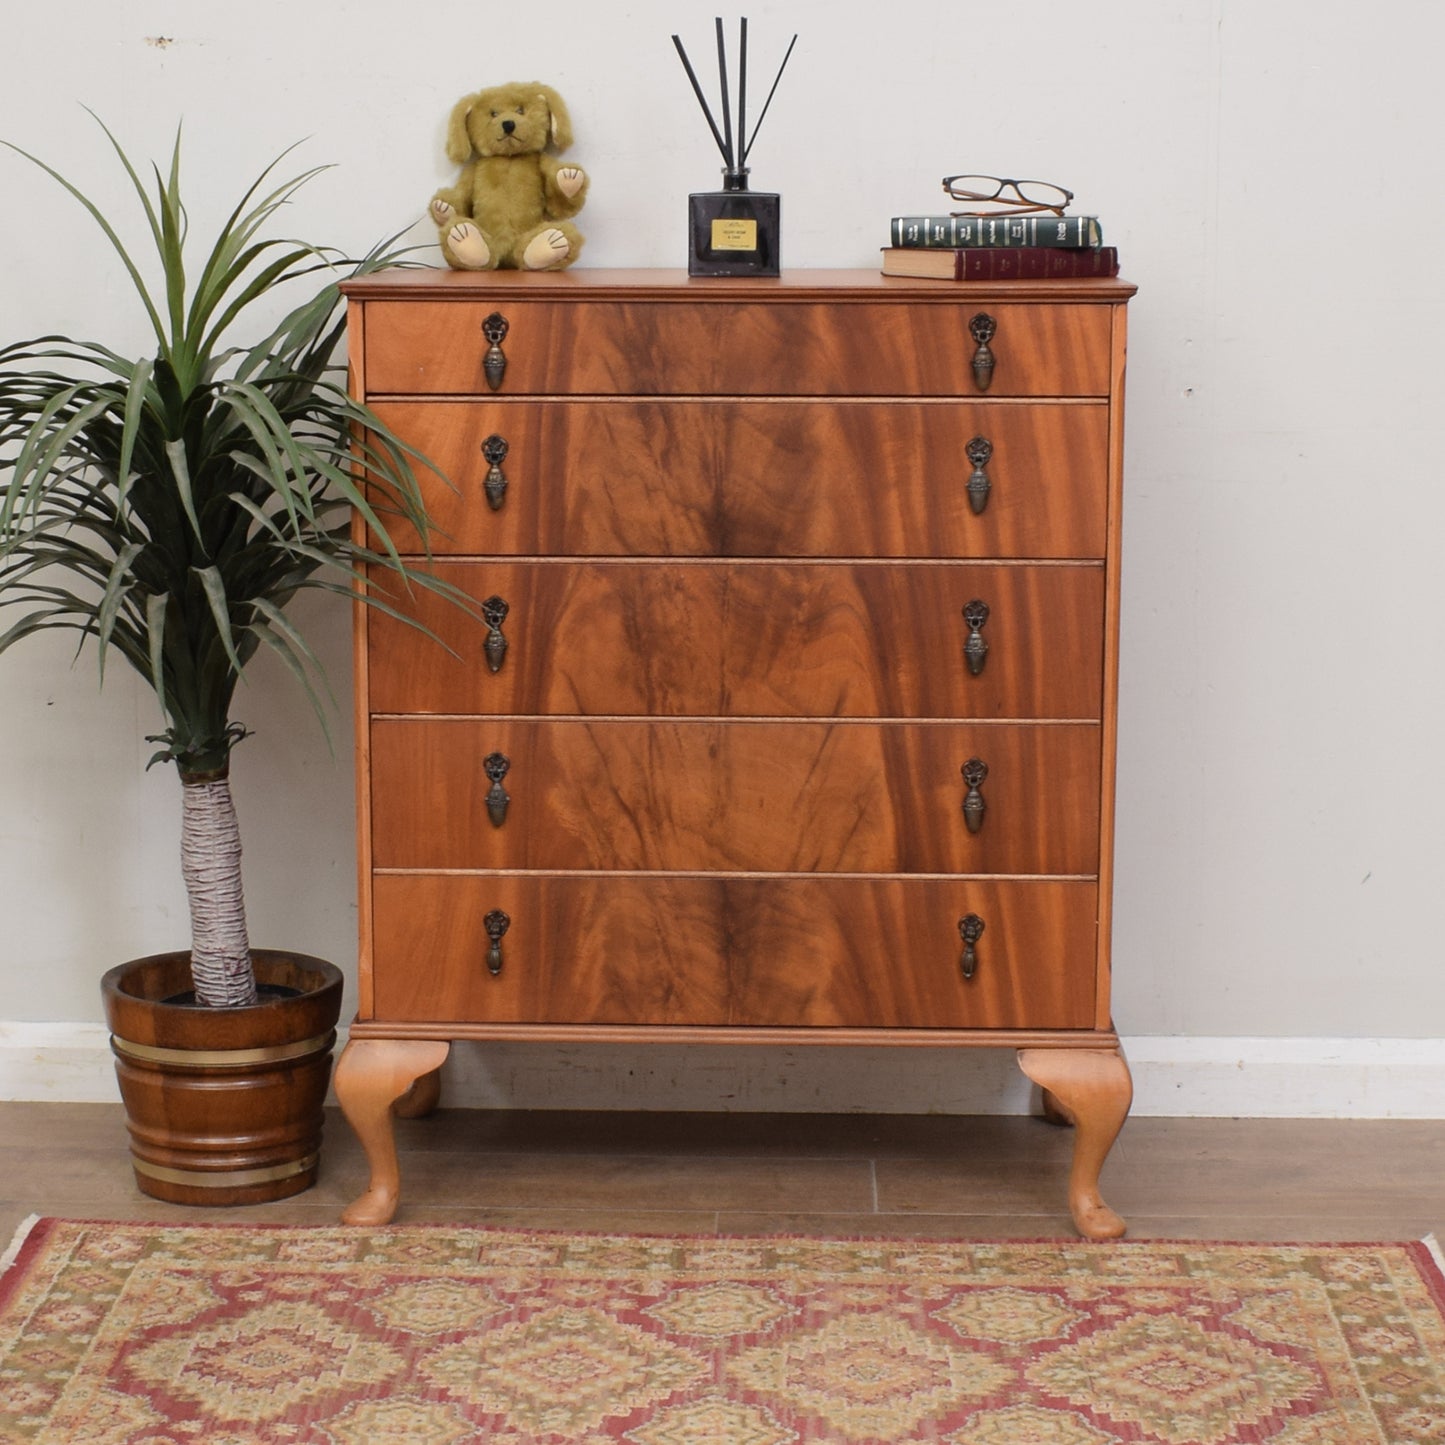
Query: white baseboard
0 1024 118 1103
3 1024 1443 1118
1120 1036 1445 1118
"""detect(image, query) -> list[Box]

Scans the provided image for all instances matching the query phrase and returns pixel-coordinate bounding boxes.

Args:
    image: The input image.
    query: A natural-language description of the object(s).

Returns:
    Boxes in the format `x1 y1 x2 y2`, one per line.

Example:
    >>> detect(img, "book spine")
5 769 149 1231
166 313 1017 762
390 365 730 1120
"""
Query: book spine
959 247 1119 279
1044 246 1118 277
890 215 1101 248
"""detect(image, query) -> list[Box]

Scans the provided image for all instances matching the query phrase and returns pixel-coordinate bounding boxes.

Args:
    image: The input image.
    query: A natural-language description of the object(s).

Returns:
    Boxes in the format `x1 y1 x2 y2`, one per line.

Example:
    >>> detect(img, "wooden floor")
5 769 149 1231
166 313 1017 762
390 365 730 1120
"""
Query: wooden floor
2 1104 1442 1247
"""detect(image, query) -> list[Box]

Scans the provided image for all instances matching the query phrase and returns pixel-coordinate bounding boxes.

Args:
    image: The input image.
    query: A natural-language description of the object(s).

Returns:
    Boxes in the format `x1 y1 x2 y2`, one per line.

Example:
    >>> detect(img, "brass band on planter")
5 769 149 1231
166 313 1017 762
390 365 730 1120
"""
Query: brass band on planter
132 1153 318 1188
110 1031 335 1069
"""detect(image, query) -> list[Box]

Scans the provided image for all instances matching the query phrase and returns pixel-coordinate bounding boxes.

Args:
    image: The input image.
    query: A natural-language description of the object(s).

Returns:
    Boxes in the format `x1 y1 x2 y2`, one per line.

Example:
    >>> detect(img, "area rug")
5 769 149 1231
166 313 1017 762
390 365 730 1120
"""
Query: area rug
2 1221 1444 1444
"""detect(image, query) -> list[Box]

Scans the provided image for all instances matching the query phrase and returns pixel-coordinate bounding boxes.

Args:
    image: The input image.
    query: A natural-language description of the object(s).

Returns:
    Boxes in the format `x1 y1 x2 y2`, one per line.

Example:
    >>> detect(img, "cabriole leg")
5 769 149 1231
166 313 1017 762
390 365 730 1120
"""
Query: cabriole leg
1017 1046 1133 1241
335 1038 450 1225
392 1065 444 1119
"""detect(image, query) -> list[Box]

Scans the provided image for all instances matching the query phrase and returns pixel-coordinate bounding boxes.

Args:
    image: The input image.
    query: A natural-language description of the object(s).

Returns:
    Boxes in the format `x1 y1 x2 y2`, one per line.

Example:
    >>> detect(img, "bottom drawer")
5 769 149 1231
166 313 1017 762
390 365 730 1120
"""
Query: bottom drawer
368 875 1098 1029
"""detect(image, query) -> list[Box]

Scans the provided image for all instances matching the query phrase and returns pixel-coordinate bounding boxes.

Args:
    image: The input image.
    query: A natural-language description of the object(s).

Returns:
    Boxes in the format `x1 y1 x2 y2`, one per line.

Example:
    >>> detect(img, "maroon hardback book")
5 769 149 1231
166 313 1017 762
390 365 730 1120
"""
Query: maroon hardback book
881 246 1120 281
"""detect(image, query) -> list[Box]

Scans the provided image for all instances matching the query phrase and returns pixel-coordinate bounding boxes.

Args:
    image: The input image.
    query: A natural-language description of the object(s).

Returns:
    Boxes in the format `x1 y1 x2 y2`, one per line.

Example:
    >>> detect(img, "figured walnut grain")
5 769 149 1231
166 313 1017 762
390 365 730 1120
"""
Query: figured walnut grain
367 399 1110 559
368 718 1102 876
365 561 1104 721
370 874 1098 1030
364 300 1113 398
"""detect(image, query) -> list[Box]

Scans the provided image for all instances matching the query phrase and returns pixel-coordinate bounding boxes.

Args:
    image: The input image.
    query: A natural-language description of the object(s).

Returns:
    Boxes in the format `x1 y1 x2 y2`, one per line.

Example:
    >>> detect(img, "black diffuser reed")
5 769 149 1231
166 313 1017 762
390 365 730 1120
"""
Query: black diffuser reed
673 17 796 276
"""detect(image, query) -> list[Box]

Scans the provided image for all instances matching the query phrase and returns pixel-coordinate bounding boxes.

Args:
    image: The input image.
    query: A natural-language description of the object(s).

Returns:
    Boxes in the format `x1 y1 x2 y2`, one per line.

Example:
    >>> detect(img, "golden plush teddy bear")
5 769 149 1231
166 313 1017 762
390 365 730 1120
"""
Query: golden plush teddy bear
430 82 588 270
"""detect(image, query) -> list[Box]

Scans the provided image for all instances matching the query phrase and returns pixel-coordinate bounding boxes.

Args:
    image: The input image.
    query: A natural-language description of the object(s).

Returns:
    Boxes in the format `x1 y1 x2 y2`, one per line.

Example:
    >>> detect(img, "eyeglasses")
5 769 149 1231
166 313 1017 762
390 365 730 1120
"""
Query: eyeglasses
941 175 1074 217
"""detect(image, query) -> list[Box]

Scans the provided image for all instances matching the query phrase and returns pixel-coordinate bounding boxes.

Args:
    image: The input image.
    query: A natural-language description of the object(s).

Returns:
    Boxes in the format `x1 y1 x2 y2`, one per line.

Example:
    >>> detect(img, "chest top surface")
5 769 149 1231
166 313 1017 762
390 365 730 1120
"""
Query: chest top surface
342 265 1135 302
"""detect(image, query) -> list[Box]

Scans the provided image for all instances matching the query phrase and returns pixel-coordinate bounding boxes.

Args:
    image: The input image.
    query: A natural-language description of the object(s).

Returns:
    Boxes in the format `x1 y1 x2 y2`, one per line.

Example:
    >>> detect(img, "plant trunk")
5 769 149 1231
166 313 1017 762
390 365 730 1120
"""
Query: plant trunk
179 770 258 1007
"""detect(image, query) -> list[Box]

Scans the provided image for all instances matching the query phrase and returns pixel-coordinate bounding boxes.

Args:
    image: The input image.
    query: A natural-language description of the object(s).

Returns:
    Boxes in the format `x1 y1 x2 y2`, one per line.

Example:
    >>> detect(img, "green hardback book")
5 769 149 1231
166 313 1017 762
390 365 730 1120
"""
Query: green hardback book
890 214 1103 248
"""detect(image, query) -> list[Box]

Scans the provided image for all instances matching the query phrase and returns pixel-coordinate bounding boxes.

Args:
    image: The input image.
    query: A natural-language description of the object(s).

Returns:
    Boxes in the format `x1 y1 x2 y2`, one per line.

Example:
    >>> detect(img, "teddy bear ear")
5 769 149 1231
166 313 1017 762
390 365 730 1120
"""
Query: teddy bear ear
535 86 573 151
446 94 479 164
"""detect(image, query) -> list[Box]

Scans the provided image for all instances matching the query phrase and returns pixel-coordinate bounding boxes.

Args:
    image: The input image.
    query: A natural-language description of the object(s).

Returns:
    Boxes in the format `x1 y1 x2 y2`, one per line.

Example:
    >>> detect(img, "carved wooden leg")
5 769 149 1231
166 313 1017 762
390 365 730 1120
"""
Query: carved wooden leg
1017 1046 1133 1241
392 1066 443 1119
1038 1088 1075 1127
335 1038 450 1225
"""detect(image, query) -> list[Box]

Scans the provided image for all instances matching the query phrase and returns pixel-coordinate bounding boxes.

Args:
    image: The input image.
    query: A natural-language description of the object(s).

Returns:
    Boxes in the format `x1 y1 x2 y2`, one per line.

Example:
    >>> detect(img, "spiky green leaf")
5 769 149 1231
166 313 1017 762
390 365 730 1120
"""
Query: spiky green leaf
1 116 473 797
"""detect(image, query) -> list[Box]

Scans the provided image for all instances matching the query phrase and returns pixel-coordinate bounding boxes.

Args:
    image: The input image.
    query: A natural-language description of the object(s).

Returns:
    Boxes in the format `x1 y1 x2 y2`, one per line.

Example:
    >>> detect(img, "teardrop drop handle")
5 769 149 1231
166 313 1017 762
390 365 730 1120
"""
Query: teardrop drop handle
481 312 509 391
483 752 511 827
964 436 993 515
962 599 990 676
969 312 996 392
961 758 989 834
481 595 510 674
483 909 511 976
958 914 985 980
481 434 509 511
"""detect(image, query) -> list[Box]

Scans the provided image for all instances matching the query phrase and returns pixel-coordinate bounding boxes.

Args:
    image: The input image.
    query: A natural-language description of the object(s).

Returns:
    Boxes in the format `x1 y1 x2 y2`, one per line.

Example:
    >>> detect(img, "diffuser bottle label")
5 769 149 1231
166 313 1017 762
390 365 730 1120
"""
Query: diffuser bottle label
711 218 758 251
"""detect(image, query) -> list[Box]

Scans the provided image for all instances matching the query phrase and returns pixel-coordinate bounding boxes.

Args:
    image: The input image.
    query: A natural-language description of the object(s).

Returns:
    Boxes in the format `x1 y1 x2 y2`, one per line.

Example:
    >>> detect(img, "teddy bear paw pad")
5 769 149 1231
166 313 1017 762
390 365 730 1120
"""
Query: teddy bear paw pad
522 228 571 269
448 222 492 269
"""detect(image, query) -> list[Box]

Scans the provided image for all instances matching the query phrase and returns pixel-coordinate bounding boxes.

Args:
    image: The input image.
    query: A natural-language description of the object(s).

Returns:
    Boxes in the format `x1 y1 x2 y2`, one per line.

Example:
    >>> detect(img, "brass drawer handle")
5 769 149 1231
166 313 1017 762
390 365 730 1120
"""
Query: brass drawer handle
484 752 511 827
961 758 989 834
483 909 510 976
958 913 985 980
969 312 996 391
481 434 509 511
964 436 993 514
481 312 509 390
481 594 510 673
962 599 990 676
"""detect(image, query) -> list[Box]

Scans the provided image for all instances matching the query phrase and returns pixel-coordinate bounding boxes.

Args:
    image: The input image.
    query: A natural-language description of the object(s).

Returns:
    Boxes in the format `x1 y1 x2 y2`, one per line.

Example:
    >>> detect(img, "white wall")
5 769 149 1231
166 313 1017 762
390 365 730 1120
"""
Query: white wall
3 2 1444 1104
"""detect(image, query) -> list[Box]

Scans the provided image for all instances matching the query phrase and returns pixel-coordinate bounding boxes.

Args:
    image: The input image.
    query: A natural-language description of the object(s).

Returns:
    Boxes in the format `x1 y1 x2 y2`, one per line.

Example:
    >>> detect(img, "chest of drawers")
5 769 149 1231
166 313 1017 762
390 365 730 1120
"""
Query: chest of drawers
334 269 1136 1237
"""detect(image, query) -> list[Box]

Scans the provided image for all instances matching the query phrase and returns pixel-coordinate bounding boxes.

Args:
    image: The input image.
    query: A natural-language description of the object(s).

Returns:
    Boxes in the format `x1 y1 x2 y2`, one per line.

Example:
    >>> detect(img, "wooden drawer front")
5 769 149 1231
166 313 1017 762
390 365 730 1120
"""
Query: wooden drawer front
369 875 1097 1029
371 400 1109 559
366 562 1104 720
362 301 1113 398
369 719 1101 875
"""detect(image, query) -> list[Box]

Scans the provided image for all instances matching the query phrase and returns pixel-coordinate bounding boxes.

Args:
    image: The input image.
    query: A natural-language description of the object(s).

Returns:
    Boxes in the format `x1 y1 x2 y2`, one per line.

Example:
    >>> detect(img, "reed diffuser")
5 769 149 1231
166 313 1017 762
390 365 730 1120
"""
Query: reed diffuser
673 17 797 276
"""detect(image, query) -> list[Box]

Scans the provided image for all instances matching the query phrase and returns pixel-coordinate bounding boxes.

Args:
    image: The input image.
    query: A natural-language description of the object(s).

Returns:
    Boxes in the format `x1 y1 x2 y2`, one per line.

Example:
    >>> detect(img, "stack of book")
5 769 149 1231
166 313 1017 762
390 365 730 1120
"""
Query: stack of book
882 212 1119 281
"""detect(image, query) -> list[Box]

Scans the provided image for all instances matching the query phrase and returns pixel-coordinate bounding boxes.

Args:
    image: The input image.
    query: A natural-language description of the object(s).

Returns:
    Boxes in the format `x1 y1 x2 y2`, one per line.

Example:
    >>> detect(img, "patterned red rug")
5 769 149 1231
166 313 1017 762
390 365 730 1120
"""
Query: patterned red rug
2 1220 1443 1443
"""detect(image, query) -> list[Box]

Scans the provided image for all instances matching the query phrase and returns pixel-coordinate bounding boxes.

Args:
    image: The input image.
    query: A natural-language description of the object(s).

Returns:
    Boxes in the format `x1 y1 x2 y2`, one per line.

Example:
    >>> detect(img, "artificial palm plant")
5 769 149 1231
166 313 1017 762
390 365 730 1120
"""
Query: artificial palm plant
0 120 463 1009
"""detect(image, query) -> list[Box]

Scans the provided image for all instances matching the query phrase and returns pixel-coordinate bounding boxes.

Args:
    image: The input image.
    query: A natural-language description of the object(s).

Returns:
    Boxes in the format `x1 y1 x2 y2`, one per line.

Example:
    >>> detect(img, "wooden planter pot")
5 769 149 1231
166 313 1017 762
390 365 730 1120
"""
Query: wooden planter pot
101 950 344 1206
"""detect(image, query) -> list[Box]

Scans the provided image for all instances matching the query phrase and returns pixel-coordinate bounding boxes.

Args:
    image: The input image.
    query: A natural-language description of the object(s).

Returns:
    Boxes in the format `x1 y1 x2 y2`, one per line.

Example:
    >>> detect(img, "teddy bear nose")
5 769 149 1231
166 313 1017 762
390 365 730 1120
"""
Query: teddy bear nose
501 119 516 135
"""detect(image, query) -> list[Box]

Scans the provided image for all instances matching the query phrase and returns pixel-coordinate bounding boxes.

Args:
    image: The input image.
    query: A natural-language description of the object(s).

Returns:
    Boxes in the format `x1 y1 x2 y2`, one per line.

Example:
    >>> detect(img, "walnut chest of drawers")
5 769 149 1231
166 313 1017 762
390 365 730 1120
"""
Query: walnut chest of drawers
336 268 1137 1237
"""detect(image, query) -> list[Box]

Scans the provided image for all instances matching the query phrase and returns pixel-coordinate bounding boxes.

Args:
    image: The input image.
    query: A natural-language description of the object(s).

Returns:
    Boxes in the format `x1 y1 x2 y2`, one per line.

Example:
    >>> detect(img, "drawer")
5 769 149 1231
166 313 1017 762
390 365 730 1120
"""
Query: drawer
365 561 1105 720
362 301 1114 397
369 719 1102 875
369 400 1110 559
368 874 1098 1029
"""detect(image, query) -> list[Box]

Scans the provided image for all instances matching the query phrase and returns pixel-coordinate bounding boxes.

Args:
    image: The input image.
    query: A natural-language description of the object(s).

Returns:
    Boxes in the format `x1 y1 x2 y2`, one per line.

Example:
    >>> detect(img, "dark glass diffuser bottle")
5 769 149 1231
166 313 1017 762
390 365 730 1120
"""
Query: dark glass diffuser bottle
673 19 795 278
689 166 780 277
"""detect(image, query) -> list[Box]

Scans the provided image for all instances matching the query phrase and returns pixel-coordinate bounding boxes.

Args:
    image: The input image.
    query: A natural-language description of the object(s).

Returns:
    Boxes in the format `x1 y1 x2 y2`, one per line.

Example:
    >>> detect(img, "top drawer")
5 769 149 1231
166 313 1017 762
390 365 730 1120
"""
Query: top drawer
361 300 1114 398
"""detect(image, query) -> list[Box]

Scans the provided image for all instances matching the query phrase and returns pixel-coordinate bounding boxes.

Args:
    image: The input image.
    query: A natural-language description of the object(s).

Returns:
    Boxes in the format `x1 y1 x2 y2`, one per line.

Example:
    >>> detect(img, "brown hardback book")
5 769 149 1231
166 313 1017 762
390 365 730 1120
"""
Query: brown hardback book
880 246 1120 281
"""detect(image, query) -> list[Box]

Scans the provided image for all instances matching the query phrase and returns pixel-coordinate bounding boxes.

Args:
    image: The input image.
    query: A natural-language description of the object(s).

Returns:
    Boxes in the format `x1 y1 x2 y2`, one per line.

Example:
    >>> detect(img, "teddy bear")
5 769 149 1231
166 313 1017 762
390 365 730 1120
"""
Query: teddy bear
429 82 588 271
